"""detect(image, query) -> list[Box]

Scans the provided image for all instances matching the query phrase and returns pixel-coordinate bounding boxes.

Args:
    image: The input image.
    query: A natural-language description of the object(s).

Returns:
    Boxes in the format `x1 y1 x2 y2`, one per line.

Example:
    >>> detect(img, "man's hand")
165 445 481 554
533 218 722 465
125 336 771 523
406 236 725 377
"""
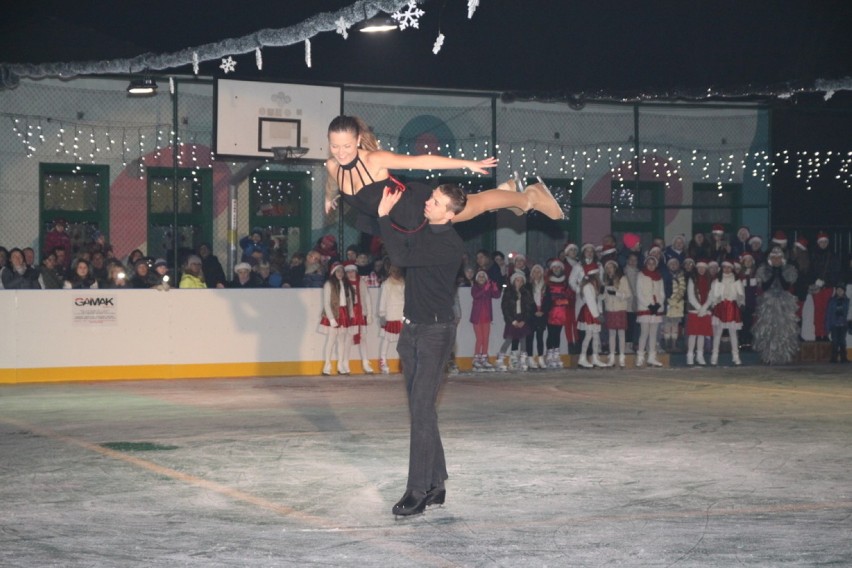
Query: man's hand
378 185 403 217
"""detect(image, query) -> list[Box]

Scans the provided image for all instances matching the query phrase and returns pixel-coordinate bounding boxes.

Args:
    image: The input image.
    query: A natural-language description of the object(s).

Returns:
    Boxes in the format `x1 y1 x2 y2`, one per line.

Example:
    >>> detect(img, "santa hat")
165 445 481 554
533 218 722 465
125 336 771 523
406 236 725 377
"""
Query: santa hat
604 259 619 270
581 242 596 253
739 252 754 263
771 230 787 246
510 271 527 285
647 245 662 255
343 262 358 272
600 246 617 258
644 256 658 266
622 233 641 249
549 259 565 270
328 262 343 274
712 224 725 235
666 257 680 267
816 231 829 243
696 259 709 268
683 257 696 266
512 253 526 262
794 237 808 251
708 260 720 268
234 262 252 273
475 269 489 280
583 263 600 276
737 226 751 237
720 259 734 268
563 242 579 253
748 235 763 246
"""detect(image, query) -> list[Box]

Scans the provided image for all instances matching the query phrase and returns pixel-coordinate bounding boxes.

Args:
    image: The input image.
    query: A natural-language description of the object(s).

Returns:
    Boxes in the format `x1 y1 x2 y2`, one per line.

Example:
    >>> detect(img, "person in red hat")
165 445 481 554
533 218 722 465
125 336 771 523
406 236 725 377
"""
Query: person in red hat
685 259 713 365
809 231 841 340
635 256 666 367
470 268 502 371
710 258 745 365
318 262 356 375
789 236 811 301
543 258 570 368
577 263 607 368
345 262 374 373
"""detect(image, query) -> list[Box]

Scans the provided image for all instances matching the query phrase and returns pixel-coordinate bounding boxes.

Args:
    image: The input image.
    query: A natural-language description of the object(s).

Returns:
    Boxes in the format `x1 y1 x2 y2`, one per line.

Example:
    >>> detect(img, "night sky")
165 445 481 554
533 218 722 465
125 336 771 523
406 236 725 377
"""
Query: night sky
2 0 851 224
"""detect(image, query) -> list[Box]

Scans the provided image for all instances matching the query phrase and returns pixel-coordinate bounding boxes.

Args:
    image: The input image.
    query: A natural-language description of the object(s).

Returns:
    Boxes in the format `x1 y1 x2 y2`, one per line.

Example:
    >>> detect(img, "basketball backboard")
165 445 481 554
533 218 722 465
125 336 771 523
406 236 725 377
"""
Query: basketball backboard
214 79 342 162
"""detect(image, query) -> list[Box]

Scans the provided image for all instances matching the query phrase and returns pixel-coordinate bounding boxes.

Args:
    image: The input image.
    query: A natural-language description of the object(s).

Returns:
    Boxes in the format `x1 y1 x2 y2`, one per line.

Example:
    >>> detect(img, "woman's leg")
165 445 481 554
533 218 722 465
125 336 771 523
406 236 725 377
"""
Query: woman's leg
455 182 564 223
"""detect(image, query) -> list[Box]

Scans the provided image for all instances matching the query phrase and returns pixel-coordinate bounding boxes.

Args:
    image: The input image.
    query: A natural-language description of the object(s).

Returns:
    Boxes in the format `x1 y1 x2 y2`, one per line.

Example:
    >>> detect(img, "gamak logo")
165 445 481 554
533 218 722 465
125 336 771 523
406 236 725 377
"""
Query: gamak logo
74 297 115 306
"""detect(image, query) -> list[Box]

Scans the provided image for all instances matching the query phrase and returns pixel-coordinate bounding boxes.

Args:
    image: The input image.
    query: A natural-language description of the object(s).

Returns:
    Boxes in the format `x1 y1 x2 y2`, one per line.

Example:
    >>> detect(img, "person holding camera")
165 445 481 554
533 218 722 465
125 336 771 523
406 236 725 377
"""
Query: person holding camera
635 255 666 367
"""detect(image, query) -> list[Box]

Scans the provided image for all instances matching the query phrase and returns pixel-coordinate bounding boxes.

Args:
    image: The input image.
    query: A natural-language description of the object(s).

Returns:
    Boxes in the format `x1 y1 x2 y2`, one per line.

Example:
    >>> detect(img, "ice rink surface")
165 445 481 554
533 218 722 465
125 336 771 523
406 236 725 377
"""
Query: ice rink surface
2 364 851 567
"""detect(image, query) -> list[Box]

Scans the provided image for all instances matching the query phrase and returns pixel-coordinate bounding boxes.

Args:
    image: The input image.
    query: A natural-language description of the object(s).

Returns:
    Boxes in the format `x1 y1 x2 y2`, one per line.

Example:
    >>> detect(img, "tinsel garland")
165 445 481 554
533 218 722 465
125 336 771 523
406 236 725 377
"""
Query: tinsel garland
752 264 800 365
0 0 412 89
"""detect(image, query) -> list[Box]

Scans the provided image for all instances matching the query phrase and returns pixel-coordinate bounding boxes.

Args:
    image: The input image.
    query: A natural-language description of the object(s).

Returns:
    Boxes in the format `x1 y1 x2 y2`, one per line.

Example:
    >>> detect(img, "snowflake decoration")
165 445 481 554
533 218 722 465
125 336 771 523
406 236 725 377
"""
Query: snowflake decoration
432 33 445 54
220 56 236 74
255 47 263 70
335 16 349 40
392 1 425 30
468 0 479 19
192 52 199 75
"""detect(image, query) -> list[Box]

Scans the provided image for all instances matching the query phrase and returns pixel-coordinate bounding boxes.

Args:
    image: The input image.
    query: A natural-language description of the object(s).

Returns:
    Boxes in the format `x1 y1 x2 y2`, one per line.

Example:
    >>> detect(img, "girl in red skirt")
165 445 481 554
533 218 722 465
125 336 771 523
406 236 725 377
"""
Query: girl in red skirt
602 259 632 368
345 262 374 374
577 263 607 368
319 262 355 375
710 259 745 366
686 259 714 365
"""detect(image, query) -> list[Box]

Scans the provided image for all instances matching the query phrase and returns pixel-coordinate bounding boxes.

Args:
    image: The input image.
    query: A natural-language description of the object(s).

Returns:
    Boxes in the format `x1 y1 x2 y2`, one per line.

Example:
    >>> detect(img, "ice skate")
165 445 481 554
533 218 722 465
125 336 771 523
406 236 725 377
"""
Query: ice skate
338 361 350 375
710 353 719 366
495 354 508 372
472 354 485 372
495 177 525 216
538 354 547 369
379 358 390 374
523 177 565 220
635 353 645 367
618 353 626 368
605 353 615 367
578 354 593 368
696 351 707 366
508 351 519 371
647 353 663 367
362 359 374 374
481 356 496 372
527 355 539 370
322 361 332 376
592 355 611 368
519 353 529 371
686 352 695 366
554 351 564 368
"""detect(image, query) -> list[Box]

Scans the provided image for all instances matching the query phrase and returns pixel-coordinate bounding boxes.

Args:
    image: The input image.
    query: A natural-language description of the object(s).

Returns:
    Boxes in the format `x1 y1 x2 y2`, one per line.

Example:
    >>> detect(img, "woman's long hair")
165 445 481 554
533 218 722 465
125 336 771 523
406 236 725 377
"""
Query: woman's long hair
327 115 380 152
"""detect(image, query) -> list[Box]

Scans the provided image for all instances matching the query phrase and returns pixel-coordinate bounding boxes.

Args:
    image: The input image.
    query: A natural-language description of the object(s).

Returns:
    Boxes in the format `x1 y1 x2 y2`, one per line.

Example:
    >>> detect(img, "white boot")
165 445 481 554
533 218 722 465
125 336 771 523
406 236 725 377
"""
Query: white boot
538 354 548 369
686 351 695 366
578 354 593 368
696 350 707 366
322 361 332 375
481 355 496 372
635 352 645 367
732 352 742 366
619 353 626 368
519 353 529 371
606 353 615 367
495 353 508 372
508 351 519 371
710 352 719 366
592 354 610 368
527 354 539 370
338 360 350 375
554 350 564 368
647 352 663 367
472 354 484 372
379 358 390 374
362 359 374 374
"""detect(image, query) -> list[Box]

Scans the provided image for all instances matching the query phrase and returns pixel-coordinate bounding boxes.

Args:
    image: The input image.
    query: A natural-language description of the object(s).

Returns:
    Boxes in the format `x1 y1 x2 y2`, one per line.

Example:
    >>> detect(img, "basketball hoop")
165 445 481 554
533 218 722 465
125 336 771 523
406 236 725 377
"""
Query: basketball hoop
272 146 309 161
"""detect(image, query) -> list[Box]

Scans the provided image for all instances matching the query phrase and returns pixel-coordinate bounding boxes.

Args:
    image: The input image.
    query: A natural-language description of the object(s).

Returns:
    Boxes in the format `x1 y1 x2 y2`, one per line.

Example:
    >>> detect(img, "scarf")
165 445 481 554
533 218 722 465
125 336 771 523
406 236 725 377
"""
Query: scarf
695 274 711 303
641 267 661 281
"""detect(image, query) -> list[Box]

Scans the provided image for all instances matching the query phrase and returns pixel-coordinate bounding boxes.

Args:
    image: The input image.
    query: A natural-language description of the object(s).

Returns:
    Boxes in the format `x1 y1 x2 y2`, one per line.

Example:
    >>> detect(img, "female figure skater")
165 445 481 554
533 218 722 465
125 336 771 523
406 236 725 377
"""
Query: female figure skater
344 262 374 373
685 259 714 366
324 115 564 235
602 259 632 368
495 271 534 371
470 269 502 371
526 264 548 369
577 263 607 368
635 255 666 367
710 259 745 366
377 264 405 374
318 262 355 375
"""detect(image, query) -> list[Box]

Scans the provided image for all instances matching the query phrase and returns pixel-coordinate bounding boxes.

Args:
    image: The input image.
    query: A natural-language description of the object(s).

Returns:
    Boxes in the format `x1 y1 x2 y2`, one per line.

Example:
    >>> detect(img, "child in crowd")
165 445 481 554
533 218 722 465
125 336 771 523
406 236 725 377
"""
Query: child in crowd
636 256 666 367
345 263 374 374
663 257 686 352
318 262 355 375
738 252 760 350
496 272 534 371
602 259 632 368
470 269 502 371
686 259 714 365
826 283 850 363
543 259 570 368
710 259 745 366
526 264 548 369
623 251 641 353
377 264 405 374
577 264 606 368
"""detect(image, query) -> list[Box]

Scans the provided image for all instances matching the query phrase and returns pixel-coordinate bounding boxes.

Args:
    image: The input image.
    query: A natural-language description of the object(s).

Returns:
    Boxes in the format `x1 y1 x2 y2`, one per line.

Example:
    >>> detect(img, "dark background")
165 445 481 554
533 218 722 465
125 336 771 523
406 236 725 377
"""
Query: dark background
2 0 852 225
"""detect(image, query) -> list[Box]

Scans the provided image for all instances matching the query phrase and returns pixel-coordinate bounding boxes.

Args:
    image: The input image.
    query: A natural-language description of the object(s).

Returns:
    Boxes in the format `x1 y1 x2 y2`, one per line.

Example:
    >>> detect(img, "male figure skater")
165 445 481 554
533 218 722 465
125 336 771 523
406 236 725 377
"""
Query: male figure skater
377 182 466 517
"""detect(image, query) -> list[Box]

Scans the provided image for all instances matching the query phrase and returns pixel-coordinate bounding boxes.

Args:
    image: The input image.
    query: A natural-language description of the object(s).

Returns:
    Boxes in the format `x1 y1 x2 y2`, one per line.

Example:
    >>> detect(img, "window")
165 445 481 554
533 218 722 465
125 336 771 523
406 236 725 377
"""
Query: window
40 163 109 257
692 183 741 236
249 170 311 258
147 167 212 267
610 180 664 247
525 177 581 261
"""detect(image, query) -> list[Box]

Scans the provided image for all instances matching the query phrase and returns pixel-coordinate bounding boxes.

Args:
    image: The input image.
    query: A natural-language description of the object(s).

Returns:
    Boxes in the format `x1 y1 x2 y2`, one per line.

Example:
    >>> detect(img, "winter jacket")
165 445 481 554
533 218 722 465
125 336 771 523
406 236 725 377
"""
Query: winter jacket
470 280 501 324
501 284 535 324
825 296 850 330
